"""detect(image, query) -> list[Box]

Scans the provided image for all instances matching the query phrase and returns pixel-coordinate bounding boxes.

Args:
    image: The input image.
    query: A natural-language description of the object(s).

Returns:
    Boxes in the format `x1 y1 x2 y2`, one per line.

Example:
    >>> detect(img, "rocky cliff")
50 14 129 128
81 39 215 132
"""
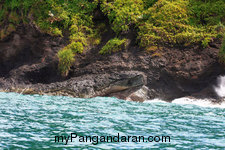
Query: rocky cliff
0 24 224 102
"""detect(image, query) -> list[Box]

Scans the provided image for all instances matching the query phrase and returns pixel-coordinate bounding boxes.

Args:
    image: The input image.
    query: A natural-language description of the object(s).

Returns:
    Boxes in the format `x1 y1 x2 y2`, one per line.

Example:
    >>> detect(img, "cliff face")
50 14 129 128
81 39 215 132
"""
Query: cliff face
0 24 224 102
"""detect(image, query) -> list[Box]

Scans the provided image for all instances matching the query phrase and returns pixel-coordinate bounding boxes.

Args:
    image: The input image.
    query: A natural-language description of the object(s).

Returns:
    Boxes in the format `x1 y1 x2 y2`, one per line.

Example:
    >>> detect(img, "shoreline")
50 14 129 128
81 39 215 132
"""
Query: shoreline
0 86 224 104
1 89 224 107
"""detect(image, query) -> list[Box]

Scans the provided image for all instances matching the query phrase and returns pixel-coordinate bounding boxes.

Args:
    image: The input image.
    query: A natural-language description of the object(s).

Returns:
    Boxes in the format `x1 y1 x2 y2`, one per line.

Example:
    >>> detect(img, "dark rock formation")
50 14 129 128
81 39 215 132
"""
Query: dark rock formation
0 24 225 102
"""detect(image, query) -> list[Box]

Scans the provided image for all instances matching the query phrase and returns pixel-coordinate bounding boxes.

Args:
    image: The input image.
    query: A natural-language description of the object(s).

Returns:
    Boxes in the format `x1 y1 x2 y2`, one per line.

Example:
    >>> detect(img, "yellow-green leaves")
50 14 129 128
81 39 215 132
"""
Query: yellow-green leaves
100 38 128 54
101 0 144 34
68 42 84 54
58 49 75 77
50 27 63 37
138 0 218 48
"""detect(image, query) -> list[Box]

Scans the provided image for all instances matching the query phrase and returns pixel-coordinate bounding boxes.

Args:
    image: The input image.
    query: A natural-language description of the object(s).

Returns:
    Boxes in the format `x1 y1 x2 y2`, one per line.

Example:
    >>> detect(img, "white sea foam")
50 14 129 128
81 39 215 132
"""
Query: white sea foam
145 97 225 108
143 98 167 103
144 75 225 108
214 75 225 97
172 97 225 108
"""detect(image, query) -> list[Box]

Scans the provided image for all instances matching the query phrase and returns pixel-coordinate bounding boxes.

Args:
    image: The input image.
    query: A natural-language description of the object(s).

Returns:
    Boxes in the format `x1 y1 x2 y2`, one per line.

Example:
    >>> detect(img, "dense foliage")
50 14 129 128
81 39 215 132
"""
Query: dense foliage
0 0 225 76
99 38 128 54
219 34 225 63
138 0 224 48
100 0 144 34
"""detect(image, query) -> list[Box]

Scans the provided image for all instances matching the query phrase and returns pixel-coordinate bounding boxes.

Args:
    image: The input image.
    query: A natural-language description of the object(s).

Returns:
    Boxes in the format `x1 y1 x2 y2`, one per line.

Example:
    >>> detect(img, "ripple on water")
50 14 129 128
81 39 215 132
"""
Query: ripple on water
0 92 225 149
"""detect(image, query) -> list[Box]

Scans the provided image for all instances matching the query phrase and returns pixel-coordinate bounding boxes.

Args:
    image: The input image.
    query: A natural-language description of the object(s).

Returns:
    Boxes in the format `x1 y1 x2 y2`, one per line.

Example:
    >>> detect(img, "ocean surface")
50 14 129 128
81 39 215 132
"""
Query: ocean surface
0 92 225 149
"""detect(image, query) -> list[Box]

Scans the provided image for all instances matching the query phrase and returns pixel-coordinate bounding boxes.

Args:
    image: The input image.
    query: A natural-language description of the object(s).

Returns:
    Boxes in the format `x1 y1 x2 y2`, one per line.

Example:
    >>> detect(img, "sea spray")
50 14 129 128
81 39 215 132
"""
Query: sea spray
144 97 225 108
214 75 225 97
172 97 225 108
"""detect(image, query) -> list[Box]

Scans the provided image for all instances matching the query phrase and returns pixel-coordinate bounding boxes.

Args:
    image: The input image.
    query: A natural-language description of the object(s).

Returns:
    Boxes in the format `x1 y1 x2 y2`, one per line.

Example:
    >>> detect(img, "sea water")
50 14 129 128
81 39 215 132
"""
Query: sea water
0 92 224 149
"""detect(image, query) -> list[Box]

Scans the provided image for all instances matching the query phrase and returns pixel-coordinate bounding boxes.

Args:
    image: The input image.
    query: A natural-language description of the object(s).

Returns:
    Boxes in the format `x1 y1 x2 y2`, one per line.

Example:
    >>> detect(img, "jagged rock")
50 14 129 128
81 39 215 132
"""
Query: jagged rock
126 86 150 102
0 25 225 101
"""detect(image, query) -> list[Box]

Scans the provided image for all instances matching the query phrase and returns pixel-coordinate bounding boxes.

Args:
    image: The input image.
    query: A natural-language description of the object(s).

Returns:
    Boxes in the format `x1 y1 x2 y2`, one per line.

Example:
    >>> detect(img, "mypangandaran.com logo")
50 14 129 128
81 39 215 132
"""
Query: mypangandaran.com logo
55 133 171 145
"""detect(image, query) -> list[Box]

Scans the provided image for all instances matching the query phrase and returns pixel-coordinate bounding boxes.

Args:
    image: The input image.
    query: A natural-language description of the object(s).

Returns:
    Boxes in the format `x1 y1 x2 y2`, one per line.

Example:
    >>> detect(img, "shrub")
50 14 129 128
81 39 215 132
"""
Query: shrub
58 48 75 77
188 0 225 26
68 42 84 54
99 38 128 54
100 0 144 34
50 27 63 37
219 35 225 64
142 0 158 9
69 31 87 47
138 0 217 48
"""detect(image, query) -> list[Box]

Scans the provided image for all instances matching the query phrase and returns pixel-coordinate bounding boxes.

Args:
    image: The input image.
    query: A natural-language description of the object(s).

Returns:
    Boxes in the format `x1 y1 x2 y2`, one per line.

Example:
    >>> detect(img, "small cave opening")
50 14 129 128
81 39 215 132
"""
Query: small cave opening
25 65 62 84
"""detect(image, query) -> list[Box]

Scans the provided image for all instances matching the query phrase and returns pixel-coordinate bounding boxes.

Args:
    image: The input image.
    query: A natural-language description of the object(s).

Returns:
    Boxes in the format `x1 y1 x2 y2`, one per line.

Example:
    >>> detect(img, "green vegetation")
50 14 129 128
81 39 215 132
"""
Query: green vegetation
188 0 225 26
58 49 75 77
99 38 128 54
98 0 224 48
138 0 223 48
219 35 225 63
0 0 225 75
0 0 99 76
100 0 144 34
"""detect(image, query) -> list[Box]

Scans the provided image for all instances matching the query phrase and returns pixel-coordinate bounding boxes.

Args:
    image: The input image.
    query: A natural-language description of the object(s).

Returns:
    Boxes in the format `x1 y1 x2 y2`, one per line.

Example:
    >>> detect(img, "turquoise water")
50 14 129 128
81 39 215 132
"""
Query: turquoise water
0 92 225 149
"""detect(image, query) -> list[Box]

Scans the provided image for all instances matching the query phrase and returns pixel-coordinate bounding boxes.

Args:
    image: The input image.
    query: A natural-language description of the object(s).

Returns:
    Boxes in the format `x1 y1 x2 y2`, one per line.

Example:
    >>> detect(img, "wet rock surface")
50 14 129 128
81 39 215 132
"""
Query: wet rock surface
0 25 225 102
